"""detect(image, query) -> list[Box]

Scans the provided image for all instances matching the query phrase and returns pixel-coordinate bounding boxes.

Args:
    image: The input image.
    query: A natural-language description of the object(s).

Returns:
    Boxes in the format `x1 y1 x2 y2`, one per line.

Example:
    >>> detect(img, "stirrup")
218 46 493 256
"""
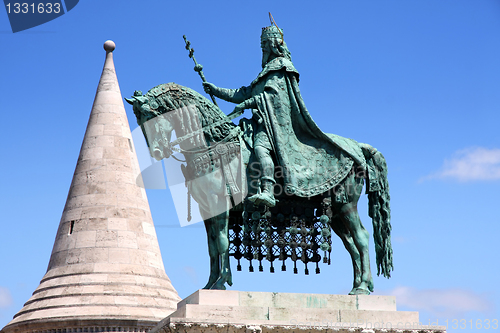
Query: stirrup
248 192 276 208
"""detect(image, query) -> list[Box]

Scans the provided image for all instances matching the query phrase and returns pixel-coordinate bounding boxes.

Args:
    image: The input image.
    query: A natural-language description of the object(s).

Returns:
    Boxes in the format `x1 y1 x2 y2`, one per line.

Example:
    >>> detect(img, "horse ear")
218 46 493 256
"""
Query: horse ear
124 97 135 105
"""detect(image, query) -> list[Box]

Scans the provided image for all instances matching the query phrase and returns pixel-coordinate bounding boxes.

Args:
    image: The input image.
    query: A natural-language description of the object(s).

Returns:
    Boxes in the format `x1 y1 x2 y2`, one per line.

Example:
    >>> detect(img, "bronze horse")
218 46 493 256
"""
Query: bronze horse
126 82 393 295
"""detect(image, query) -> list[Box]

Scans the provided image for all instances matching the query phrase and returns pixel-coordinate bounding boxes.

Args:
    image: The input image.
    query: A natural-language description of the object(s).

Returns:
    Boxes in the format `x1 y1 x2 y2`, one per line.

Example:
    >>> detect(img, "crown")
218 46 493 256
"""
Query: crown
261 12 284 43
261 25 283 42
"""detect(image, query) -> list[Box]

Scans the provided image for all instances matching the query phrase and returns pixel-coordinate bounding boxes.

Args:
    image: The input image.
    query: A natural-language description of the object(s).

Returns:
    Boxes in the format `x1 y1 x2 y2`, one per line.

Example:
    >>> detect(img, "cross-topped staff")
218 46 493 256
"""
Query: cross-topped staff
183 35 219 107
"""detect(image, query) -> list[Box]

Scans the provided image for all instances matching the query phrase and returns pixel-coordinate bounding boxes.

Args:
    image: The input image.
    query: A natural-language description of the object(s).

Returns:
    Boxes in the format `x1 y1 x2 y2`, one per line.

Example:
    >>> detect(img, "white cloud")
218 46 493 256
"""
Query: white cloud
423 147 500 182
388 286 493 318
0 287 13 309
182 266 199 286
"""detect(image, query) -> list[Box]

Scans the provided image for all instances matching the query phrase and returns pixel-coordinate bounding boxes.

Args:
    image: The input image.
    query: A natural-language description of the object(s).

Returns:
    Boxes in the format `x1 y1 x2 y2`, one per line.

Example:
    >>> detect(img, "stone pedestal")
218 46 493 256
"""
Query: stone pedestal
151 290 446 333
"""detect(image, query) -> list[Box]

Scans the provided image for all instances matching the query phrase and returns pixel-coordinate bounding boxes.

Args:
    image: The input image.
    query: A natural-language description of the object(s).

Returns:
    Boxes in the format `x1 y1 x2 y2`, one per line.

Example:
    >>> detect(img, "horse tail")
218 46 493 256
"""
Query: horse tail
361 144 393 278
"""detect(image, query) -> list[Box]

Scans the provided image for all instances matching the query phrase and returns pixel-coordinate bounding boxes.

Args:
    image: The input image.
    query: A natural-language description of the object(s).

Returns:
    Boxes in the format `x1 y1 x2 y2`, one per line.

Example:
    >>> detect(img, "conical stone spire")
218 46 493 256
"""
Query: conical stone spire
2 41 180 333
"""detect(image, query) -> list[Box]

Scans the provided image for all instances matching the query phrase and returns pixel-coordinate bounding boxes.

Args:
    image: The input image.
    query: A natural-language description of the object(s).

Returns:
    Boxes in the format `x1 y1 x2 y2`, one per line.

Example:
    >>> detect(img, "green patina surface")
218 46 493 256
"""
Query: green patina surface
126 20 393 295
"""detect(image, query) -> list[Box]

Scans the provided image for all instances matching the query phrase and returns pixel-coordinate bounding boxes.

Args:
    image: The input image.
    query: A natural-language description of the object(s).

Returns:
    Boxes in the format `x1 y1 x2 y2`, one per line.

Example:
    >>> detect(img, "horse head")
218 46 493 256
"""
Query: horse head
125 90 174 160
127 83 236 161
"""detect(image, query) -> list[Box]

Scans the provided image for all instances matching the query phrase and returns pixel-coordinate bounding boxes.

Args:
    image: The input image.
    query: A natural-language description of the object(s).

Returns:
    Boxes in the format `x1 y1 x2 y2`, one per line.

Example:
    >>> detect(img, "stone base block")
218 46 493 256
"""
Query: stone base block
151 290 446 333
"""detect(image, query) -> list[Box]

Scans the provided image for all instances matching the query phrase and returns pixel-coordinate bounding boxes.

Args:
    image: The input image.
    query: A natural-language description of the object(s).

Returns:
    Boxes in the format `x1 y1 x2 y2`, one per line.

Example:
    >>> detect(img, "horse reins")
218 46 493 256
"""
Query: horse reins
166 111 242 157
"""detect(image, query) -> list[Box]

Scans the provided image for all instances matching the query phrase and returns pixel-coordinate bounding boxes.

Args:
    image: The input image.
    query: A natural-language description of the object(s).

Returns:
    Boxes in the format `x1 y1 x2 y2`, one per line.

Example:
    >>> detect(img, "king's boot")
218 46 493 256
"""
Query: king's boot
249 176 276 207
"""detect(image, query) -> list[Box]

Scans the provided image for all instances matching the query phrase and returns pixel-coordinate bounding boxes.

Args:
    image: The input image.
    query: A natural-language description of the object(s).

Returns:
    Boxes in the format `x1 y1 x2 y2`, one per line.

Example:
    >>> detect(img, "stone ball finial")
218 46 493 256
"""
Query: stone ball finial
104 40 116 52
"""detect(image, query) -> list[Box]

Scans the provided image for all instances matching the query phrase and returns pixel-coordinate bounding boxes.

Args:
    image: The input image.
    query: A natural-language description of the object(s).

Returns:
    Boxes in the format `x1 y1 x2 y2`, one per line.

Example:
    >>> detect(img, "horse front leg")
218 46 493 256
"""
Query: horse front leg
203 216 219 289
211 210 232 290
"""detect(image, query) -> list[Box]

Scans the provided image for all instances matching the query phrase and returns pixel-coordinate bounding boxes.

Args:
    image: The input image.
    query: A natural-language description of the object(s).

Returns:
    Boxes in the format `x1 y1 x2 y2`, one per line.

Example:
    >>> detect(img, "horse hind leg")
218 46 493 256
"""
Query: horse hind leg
337 202 374 295
334 174 374 295
330 214 361 290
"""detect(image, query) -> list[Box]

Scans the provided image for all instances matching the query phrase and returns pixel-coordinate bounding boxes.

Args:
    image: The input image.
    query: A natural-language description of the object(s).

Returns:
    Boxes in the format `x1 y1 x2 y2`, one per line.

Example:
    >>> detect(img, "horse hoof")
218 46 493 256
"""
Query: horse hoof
349 287 370 295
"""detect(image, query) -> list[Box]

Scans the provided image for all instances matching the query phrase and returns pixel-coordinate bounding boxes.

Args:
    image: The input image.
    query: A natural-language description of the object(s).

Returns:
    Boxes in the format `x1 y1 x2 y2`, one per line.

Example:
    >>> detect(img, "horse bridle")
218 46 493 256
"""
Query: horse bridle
165 111 242 157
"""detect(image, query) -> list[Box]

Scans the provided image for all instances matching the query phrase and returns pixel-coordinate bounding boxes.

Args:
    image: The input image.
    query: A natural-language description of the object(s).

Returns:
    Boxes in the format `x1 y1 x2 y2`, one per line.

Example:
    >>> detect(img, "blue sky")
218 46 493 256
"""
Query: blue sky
1 1 500 332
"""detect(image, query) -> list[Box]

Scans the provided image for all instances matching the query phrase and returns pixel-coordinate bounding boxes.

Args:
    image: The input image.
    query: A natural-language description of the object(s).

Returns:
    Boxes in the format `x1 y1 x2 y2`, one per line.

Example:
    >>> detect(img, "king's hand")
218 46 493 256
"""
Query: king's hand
203 82 217 95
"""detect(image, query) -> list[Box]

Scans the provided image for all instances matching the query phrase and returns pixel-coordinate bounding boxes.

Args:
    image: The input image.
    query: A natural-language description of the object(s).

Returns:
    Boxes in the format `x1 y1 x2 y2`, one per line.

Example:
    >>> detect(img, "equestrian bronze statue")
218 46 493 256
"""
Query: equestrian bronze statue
126 23 393 295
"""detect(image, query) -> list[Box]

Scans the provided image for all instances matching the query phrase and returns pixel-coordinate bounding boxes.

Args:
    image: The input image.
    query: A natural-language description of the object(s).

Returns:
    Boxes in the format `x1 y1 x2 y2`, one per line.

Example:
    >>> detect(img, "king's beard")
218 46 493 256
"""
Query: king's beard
261 50 271 68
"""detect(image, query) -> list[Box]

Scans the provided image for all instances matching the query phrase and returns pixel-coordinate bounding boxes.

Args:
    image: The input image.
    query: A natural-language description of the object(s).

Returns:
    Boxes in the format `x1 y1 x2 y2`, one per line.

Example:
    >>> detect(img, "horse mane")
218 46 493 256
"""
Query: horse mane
142 82 236 142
